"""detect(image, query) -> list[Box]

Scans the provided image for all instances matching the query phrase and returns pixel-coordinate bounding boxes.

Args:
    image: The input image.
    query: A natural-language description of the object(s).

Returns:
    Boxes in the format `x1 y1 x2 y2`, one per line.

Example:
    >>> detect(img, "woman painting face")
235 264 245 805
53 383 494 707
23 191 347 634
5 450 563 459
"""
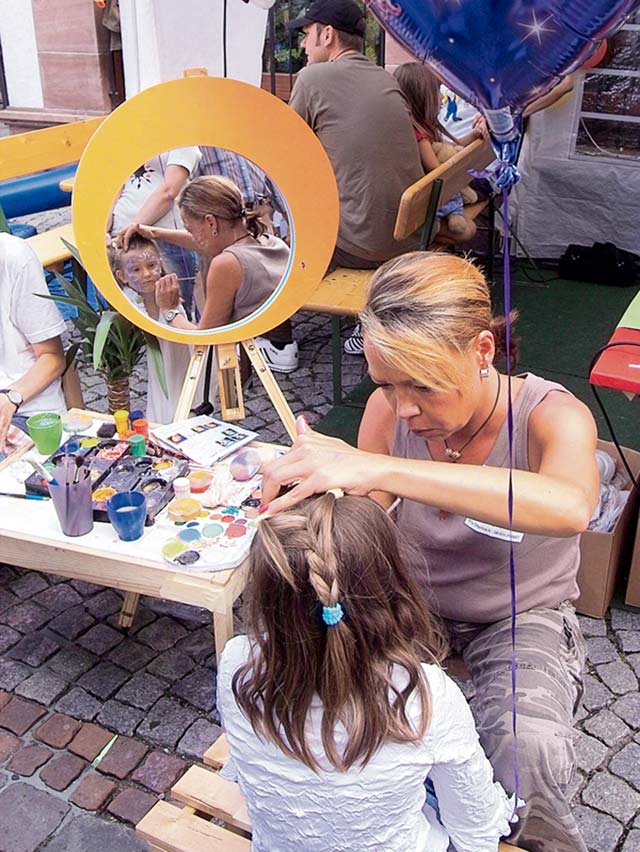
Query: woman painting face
363 337 485 440
181 211 218 255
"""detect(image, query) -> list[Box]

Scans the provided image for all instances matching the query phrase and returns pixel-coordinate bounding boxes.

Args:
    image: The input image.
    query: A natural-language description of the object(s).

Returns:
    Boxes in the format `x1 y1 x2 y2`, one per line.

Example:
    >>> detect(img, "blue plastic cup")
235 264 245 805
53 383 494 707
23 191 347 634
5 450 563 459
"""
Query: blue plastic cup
106 491 147 542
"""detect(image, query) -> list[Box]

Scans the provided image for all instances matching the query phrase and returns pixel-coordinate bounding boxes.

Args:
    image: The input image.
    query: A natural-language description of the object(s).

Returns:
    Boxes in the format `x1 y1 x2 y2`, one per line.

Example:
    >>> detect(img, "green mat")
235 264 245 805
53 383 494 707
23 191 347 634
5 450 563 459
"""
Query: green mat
317 269 640 451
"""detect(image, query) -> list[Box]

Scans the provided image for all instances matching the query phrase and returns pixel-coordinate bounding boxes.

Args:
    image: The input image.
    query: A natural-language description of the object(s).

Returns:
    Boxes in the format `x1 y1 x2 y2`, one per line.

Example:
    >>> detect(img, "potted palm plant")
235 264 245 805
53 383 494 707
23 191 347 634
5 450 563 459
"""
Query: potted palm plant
40 241 167 413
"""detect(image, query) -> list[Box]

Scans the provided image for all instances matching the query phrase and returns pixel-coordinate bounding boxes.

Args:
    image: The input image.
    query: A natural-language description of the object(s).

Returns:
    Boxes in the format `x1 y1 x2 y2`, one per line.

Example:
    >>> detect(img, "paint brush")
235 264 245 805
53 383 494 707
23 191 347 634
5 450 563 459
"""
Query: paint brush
0 492 50 501
24 455 58 486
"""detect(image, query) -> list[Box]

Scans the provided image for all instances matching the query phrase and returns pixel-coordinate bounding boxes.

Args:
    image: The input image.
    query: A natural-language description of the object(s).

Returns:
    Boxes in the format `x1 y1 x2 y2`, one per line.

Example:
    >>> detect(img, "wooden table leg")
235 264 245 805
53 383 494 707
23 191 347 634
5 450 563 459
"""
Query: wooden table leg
118 591 140 628
213 606 235 662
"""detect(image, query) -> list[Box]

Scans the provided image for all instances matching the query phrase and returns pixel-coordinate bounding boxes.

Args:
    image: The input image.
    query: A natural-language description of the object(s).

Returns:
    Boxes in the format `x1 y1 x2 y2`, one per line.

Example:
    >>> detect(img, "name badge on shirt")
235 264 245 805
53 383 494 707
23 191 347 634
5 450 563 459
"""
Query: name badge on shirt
464 517 524 543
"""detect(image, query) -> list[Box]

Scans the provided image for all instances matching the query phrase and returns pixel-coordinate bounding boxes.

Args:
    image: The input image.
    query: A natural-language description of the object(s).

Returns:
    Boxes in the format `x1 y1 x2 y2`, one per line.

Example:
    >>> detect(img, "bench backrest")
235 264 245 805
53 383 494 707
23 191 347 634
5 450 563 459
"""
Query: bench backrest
394 137 494 241
0 116 105 182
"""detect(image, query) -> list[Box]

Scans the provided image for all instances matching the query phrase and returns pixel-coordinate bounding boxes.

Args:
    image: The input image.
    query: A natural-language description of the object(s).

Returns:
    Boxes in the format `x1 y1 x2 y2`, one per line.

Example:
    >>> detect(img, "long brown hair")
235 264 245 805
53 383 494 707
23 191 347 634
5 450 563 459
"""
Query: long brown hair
177 175 267 239
361 251 519 390
393 62 456 144
232 493 447 772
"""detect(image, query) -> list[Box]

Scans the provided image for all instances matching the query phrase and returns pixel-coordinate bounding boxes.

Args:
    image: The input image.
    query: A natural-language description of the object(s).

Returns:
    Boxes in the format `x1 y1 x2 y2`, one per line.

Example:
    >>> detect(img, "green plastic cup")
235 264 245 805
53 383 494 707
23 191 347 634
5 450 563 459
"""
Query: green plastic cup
26 412 63 455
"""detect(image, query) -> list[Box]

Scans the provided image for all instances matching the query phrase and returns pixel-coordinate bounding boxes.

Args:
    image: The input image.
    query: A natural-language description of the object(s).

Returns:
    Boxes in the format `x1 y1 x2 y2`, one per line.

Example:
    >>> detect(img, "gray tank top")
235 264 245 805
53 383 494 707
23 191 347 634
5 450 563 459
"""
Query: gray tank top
223 235 289 323
391 373 580 623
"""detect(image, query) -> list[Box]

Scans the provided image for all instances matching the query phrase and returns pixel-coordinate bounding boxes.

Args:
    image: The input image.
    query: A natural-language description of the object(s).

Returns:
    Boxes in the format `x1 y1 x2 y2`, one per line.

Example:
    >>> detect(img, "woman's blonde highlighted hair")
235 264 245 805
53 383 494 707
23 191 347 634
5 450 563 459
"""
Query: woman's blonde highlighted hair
177 174 267 239
233 493 447 772
360 252 518 390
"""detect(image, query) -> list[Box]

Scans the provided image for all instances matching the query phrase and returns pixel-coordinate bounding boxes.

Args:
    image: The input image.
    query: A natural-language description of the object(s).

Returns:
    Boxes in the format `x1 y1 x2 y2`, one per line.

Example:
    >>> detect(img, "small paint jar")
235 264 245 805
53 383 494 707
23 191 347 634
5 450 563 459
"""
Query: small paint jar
129 434 146 457
132 418 149 438
188 469 214 494
173 477 191 500
129 409 145 424
167 497 201 523
113 409 129 437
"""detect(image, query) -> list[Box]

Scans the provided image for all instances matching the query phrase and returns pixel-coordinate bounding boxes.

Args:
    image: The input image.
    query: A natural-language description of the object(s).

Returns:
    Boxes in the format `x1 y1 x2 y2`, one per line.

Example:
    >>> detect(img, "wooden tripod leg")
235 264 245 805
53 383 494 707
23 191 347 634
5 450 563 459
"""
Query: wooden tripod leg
118 591 140 629
216 343 245 422
241 339 297 442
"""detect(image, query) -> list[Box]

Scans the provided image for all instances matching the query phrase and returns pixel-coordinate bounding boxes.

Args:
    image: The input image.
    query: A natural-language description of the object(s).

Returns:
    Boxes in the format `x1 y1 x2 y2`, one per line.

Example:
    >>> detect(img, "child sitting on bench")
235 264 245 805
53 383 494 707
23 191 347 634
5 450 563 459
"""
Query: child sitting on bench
109 234 196 423
217 492 518 852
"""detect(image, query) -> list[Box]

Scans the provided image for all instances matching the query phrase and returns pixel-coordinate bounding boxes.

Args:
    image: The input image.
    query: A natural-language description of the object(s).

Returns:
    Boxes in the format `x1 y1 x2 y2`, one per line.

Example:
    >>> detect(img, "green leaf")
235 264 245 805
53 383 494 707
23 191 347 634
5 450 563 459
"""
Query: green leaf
63 342 81 375
93 312 117 370
143 332 168 398
61 239 84 268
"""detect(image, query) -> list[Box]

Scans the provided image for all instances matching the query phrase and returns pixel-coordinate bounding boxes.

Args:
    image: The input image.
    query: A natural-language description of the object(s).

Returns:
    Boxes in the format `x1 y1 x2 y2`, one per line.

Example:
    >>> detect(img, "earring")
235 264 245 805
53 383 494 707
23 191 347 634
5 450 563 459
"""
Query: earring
211 229 218 236
479 364 490 379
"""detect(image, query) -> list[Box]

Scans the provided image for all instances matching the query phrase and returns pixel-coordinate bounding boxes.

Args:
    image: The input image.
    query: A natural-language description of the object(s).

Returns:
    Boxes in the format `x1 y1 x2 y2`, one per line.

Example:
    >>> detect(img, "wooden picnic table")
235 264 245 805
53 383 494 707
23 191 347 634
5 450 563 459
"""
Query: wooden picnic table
0 409 248 659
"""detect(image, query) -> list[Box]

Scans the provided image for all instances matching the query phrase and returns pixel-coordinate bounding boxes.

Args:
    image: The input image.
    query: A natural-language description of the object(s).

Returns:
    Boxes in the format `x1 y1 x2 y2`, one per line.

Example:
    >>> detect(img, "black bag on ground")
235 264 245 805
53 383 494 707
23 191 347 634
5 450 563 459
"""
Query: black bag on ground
559 241 639 286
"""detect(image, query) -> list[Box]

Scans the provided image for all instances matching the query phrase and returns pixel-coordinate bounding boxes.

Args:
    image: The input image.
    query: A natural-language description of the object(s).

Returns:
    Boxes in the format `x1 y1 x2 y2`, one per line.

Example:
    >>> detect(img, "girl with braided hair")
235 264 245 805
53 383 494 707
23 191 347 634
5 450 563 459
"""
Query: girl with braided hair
217 492 516 852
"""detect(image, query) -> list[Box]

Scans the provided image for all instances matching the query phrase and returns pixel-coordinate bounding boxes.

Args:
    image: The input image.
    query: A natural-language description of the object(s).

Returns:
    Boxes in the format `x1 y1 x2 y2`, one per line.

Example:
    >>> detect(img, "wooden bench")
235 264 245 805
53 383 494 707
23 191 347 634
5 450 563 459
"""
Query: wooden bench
137 732 522 852
302 137 495 404
0 117 103 269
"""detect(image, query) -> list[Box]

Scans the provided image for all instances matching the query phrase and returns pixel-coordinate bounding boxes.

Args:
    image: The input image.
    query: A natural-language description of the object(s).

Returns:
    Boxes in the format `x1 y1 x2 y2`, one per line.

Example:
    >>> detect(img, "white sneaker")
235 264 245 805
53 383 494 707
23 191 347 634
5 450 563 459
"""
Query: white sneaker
255 337 299 373
343 323 364 356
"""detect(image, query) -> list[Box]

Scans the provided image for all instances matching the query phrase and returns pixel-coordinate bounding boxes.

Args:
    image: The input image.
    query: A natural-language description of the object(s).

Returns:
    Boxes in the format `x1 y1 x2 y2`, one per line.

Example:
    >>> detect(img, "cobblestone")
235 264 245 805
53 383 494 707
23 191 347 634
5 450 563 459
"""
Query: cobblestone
619 632 640 653
171 666 216 713
573 804 623 852
96 700 144 737
611 610 640 631
596 662 638 696
136 698 198 749
106 787 156 825
147 648 195 681
612 693 640 730
68 723 114 762
4 602 51 632
34 585 83 613
55 688 102 721
95 736 147 780
575 731 609 773
84 590 124 619
622 830 640 852
582 709 631 747
131 751 186 793
0 732 20 763
8 634 60 667
39 753 85 791
583 772 640 823
11 574 49 599
77 662 130 701
77 624 124 656
587 637 621 664
47 646 97 681
34 714 82 749
177 719 223 761
610 743 640 792
107 640 157 673
137 617 188 652
8 744 52 776
0 659 32 690
69 772 117 811
582 673 614 711
115 672 166 710
0 697 46 736
15 669 68 705
48 606 95 641
40 811 149 852
0 626 21 654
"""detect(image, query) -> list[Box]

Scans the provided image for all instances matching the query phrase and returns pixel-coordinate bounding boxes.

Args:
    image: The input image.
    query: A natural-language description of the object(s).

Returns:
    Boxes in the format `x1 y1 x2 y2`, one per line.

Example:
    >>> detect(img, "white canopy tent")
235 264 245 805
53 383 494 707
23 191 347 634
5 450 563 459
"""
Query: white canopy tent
119 0 270 95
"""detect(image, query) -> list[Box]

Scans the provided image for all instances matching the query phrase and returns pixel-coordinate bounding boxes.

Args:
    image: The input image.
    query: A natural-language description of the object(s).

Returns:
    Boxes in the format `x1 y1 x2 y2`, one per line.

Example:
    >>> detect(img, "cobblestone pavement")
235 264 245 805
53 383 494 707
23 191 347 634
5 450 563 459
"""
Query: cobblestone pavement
2 208 640 849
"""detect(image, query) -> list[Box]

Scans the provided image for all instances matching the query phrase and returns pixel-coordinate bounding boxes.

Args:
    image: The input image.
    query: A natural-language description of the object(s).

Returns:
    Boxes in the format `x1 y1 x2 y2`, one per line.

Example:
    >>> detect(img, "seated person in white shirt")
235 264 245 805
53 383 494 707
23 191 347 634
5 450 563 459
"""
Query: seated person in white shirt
217 492 517 852
0 233 66 453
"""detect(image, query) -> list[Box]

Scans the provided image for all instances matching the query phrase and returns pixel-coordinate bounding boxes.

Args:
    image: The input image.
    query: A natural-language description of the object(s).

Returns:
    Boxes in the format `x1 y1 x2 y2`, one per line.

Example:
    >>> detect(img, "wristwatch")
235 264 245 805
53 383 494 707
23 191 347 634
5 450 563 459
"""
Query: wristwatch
0 389 23 410
162 309 180 324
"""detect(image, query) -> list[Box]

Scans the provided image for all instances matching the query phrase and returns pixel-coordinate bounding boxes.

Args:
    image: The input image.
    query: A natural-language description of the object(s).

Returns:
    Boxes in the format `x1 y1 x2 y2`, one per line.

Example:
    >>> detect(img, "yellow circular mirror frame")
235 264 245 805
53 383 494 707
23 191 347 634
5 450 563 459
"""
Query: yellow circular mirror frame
73 76 340 345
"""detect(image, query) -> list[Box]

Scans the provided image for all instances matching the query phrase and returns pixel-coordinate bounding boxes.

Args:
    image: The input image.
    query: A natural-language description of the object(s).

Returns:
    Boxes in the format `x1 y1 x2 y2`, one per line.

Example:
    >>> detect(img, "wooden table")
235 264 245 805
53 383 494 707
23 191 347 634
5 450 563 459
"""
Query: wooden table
0 410 248 659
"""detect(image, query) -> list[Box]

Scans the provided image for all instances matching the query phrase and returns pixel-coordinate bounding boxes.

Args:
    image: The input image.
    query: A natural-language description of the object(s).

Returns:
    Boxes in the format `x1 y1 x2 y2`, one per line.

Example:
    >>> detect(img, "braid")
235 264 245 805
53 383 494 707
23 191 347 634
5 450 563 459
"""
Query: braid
305 494 342 609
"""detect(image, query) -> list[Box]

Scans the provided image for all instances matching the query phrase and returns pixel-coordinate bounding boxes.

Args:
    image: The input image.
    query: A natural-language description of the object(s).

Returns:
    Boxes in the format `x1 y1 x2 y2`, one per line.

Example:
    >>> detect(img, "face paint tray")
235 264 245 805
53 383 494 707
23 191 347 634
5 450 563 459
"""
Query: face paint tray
91 455 189 524
158 501 260 572
24 438 188 524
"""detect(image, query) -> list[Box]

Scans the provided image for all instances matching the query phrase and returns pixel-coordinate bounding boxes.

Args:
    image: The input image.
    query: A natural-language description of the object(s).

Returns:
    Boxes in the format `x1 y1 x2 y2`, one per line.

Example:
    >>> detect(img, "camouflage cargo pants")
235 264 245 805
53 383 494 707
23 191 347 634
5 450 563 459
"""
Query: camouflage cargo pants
444 602 587 852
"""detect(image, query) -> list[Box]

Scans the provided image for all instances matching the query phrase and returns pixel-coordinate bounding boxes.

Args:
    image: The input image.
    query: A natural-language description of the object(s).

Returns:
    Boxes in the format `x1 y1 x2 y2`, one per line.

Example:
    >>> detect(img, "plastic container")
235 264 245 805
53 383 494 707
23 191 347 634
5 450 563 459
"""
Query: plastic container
173 477 191 499
167 497 201 523
106 491 147 541
129 434 146 457
188 469 214 494
132 418 149 438
113 409 129 437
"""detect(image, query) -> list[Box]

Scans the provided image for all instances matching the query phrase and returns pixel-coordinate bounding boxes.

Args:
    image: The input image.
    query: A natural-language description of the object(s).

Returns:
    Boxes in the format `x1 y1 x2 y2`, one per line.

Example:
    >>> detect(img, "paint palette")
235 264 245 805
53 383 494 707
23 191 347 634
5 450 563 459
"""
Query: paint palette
159 503 260 572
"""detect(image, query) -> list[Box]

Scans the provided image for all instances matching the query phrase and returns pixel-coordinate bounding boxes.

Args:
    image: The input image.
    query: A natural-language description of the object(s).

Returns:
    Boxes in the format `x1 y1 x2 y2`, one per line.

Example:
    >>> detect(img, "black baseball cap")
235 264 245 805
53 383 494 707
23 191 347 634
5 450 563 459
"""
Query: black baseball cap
286 0 366 35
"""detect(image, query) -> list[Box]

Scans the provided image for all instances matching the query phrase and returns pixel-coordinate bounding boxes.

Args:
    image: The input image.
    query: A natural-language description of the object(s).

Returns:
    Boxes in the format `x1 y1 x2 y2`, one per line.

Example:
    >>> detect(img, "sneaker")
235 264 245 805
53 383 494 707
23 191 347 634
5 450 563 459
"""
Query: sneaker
255 337 299 373
343 323 364 356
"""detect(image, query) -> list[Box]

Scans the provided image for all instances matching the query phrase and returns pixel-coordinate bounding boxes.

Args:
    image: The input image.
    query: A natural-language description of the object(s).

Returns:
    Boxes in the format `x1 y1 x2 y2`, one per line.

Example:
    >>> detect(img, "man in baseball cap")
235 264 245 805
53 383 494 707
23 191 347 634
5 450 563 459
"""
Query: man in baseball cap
286 0 423 354
286 0 366 37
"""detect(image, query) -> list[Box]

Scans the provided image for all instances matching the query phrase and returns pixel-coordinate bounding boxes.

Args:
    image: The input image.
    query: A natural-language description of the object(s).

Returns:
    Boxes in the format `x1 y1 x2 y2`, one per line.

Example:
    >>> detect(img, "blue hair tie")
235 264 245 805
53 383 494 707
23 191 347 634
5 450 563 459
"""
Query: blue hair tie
322 602 344 626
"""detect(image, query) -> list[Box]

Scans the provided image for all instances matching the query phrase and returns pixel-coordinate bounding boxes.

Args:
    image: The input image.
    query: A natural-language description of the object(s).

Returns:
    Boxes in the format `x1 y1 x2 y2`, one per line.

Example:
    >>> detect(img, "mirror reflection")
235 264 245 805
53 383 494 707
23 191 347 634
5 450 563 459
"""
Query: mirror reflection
105 146 294 422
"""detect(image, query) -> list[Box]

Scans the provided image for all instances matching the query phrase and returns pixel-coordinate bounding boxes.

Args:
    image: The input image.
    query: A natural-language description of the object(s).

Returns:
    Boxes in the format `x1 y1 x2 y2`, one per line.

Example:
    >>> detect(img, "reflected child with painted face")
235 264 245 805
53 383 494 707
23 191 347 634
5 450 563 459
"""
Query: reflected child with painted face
108 235 192 424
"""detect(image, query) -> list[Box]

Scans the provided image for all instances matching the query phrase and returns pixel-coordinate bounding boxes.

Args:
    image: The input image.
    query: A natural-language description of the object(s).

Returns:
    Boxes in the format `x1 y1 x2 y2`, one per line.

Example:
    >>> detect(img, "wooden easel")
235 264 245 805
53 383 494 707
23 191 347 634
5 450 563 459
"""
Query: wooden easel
117 71 298 626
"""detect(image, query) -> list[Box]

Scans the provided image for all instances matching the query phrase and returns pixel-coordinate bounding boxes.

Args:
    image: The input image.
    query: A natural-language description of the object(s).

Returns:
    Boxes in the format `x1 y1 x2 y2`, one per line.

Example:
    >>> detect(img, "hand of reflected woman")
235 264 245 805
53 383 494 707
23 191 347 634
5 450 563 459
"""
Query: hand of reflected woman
260 416 383 514
155 274 181 312
116 222 154 251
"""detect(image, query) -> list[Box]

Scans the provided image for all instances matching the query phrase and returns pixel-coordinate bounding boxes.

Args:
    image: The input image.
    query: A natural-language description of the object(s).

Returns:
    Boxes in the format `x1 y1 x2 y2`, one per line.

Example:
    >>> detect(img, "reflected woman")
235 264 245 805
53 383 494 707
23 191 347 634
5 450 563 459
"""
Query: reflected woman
119 176 298 373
